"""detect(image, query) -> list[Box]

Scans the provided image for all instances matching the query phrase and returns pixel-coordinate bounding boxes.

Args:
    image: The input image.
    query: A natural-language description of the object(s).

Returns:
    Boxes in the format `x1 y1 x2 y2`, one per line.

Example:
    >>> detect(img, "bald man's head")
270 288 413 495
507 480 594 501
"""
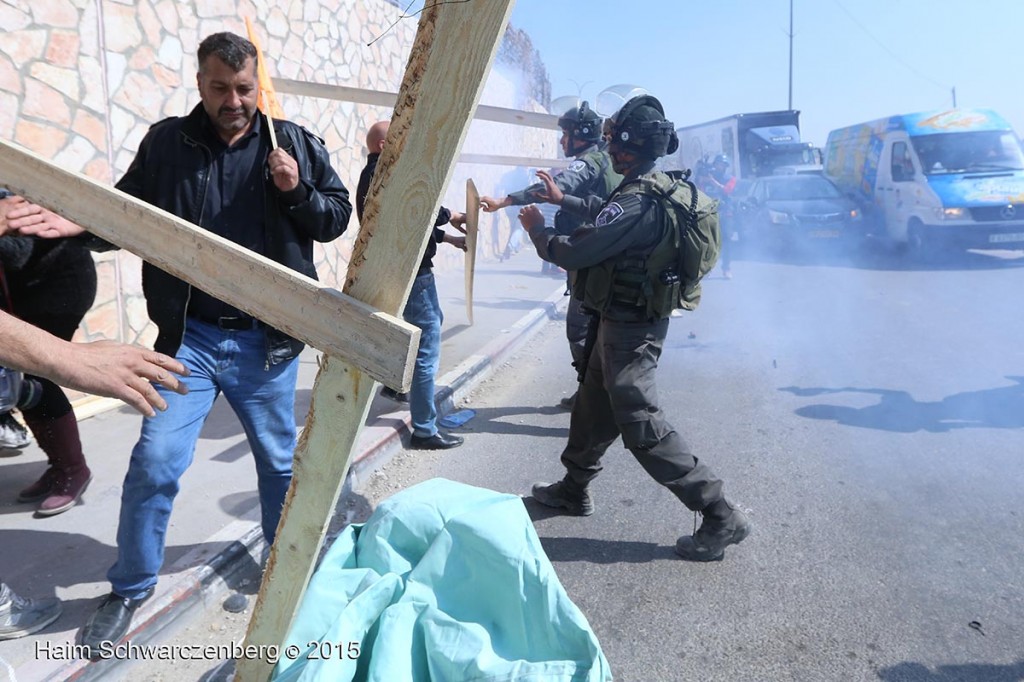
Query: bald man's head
366 121 389 154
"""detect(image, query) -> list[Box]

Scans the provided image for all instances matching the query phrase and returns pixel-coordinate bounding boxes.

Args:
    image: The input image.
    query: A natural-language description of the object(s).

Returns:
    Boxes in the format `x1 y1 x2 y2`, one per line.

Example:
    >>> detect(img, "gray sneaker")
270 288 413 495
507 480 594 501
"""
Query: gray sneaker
0 583 63 640
0 412 31 450
531 479 594 516
675 506 752 562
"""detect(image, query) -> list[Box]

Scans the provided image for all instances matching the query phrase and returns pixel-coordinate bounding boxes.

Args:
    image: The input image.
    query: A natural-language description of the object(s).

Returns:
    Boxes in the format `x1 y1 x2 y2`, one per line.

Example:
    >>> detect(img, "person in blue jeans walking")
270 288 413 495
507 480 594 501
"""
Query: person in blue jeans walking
17 32 351 654
357 121 467 450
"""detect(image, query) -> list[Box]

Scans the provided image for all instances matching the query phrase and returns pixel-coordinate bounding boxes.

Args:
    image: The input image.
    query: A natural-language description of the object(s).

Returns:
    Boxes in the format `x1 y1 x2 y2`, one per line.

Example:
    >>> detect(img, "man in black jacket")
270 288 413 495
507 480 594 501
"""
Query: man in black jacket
357 120 466 450
12 31 351 653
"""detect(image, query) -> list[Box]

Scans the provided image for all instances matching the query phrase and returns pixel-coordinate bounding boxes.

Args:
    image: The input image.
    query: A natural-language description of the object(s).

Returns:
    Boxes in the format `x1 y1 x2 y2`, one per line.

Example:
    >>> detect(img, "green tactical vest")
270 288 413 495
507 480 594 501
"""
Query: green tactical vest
575 170 720 320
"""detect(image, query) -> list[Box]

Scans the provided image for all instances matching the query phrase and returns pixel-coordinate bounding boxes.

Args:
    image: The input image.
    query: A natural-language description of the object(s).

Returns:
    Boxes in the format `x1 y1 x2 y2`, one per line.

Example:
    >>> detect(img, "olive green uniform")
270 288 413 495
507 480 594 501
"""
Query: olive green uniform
528 160 725 512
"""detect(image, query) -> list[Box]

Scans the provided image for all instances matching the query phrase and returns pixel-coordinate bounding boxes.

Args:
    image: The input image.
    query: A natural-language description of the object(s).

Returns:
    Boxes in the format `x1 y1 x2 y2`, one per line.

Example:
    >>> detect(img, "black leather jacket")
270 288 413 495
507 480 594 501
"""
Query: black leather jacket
100 104 352 364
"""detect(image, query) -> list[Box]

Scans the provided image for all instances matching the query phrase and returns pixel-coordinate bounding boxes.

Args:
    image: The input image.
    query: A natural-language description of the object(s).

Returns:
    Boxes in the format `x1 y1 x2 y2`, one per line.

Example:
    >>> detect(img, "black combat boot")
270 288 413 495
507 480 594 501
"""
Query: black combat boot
675 501 751 562
531 477 594 516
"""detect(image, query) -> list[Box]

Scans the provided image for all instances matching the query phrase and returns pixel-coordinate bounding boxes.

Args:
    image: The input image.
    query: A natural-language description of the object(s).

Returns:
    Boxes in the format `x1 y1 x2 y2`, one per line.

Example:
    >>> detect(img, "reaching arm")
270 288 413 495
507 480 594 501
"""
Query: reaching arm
0 310 189 417
519 192 655 271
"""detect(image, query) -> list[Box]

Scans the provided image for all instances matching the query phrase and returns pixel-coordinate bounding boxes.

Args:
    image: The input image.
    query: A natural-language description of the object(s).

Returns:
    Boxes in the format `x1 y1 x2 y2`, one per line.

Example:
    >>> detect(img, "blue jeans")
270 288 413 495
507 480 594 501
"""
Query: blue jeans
404 272 443 438
107 319 298 599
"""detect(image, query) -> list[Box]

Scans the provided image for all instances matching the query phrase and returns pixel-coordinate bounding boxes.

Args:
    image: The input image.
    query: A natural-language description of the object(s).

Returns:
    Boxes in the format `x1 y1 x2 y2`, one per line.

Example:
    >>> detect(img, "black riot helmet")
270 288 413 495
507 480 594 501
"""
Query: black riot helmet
557 100 603 148
606 95 679 160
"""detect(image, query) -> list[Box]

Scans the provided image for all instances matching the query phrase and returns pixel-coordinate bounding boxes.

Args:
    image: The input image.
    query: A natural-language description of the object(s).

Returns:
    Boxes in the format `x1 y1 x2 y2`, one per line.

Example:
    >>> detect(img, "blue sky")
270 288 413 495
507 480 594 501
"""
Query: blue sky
508 0 1023 148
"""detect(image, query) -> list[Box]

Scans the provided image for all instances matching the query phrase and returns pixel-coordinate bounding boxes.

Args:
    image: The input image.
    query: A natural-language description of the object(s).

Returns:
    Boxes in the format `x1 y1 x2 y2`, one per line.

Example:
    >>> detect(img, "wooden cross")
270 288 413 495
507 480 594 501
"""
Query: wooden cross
240 4 516 677
1 1 514 679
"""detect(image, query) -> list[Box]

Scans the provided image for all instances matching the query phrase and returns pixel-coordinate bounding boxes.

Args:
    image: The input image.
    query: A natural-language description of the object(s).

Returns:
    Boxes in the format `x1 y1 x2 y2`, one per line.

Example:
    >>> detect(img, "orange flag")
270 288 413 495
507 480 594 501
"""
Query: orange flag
245 17 283 148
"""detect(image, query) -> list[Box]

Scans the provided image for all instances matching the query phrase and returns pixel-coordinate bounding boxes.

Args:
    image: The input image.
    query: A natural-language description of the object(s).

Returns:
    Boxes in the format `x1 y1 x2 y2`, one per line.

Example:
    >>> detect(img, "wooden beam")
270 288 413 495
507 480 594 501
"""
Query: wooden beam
274 77 558 130
0 140 418 390
458 152 569 168
237 1 517 679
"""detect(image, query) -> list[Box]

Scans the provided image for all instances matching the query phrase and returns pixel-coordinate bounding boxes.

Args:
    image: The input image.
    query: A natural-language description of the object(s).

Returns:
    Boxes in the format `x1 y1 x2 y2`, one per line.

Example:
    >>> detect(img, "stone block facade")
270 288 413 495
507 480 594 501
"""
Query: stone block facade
0 0 554 348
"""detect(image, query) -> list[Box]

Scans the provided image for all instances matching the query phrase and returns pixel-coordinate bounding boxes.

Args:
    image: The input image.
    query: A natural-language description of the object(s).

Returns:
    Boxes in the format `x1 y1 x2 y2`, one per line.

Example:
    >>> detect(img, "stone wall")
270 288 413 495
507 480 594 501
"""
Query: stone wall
0 0 554 347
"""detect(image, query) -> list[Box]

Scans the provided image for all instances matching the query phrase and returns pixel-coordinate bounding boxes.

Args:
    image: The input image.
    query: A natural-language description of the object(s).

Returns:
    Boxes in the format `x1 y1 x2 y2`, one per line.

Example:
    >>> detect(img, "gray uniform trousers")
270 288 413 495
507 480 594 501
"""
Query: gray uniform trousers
560 316 725 512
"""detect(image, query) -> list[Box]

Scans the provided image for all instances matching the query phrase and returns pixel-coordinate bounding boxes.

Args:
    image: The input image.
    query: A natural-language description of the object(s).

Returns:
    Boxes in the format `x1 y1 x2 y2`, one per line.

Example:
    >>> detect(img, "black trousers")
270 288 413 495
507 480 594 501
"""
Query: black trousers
565 294 591 369
560 316 725 512
7 243 97 418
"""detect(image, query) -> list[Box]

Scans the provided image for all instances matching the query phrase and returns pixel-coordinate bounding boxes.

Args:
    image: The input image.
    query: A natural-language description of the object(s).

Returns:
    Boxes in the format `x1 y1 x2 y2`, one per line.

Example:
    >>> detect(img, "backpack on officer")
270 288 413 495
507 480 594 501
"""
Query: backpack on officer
636 168 721 313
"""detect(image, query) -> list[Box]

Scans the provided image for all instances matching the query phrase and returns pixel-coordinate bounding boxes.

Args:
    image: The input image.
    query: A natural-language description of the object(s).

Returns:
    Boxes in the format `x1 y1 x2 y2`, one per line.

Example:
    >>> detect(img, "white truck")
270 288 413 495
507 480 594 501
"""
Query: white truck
660 110 821 180
824 108 1024 256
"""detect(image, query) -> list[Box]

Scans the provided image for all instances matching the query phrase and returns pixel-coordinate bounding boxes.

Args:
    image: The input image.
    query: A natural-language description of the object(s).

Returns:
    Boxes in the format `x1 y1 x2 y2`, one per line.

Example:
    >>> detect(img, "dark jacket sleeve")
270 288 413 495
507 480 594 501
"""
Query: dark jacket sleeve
507 155 602 206
278 124 352 243
355 162 373 223
434 206 452 229
560 193 606 222
529 192 657 271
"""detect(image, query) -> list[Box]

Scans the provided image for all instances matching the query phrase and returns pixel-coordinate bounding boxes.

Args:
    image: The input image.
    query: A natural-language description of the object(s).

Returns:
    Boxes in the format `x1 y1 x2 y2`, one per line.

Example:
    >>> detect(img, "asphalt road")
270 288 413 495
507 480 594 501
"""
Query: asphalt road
125 242 1024 682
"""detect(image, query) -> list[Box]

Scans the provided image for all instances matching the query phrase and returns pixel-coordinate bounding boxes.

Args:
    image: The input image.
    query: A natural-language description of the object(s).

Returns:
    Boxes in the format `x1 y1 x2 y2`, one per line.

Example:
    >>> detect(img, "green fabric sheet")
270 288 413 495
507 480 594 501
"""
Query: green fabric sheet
270 478 612 682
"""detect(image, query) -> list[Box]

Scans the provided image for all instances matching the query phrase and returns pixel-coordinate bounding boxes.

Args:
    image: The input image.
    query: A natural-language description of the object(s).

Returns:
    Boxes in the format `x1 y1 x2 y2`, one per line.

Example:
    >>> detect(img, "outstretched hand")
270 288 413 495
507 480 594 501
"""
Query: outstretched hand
3 197 85 239
479 196 509 213
534 170 564 205
58 341 191 417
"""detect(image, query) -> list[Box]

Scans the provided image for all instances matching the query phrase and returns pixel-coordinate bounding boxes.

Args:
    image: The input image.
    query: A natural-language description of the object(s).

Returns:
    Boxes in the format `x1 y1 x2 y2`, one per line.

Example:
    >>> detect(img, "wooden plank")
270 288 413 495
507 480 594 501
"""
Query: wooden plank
0 140 419 390
274 77 559 130
465 179 480 324
458 152 569 168
236 2 517 679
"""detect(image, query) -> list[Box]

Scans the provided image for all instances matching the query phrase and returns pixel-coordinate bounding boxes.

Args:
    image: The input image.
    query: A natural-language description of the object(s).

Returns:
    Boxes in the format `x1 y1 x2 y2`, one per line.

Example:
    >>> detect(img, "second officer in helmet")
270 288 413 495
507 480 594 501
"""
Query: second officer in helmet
518 95 751 562
482 101 621 408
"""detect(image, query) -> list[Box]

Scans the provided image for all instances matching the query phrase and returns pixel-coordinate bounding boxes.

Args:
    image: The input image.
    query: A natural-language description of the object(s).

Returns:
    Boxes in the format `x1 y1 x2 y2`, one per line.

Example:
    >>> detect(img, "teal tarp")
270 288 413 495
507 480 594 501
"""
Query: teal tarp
271 478 612 682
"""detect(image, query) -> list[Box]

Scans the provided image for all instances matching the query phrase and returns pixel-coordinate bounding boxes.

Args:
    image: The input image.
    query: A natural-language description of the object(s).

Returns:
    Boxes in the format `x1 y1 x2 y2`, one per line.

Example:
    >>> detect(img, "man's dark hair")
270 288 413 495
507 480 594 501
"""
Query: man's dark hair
197 32 257 73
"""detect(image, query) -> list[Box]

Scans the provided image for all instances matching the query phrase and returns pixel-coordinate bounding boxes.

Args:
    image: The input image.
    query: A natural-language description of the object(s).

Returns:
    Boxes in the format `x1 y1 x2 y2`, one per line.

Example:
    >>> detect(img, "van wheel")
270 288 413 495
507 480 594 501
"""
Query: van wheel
906 220 936 262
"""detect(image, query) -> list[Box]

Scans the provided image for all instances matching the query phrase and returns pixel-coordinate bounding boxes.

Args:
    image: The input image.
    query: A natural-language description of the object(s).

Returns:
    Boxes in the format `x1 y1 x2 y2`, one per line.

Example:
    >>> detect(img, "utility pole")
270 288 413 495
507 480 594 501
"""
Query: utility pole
951 86 957 107
788 0 794 110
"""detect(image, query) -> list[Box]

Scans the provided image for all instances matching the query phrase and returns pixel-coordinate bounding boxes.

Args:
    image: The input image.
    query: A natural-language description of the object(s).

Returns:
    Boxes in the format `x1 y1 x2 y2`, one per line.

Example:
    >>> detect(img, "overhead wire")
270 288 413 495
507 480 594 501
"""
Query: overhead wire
830 0 949 92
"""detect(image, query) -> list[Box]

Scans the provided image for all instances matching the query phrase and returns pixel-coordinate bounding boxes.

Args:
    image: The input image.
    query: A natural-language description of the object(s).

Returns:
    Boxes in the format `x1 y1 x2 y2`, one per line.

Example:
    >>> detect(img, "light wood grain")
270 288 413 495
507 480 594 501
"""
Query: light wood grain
465 178 480 324
0 139 418 389
236 2 517 679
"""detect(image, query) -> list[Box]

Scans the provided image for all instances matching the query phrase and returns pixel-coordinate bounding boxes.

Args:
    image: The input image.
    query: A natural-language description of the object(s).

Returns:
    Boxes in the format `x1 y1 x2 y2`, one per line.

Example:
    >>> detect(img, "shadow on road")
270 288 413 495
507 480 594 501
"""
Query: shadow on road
534 534 672 564
451 404 570 438
877 659 1024 681
780 376 1024 433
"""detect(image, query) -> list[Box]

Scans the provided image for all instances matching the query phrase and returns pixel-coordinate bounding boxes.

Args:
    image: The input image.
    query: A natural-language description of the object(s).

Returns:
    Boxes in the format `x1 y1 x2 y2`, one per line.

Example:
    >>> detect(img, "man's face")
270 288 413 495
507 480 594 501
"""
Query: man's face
608 144 640 175
559 129 573 157
197 55 258 142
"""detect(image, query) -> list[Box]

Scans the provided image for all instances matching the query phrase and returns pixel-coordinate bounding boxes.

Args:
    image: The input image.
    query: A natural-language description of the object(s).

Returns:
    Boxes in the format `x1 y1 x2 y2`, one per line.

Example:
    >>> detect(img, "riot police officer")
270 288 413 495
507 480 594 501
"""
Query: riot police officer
517 95 751 562
481 102 621 409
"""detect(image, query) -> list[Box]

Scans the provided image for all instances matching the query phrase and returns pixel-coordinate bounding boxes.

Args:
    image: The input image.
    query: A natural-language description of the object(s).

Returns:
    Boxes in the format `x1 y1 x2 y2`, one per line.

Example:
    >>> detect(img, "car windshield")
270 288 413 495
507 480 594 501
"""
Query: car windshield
764 176 842 201
911 131 1024 174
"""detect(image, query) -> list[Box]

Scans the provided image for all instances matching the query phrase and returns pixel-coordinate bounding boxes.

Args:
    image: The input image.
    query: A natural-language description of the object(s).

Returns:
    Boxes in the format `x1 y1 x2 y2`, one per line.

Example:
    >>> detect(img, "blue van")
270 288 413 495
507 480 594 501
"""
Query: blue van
824 109 1024 255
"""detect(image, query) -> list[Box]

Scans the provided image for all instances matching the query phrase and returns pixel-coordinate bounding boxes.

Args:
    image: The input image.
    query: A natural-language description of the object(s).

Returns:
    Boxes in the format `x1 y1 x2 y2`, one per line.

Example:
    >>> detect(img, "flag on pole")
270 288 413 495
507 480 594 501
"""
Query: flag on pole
244 17 283 149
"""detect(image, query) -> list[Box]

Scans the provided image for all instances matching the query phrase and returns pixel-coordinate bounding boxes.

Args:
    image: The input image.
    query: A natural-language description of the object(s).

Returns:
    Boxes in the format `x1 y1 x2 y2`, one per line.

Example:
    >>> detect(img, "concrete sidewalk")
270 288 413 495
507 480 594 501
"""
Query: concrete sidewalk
0 248 571 681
